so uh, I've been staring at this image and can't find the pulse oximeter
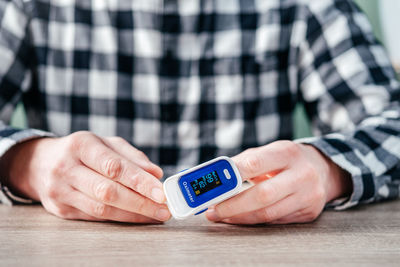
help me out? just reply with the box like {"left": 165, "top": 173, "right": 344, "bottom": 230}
{"left": 163, "top": 156, "right": 242, "bottom": 219}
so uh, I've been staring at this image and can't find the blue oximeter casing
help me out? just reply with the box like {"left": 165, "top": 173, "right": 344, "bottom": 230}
{"left": 163, "top": 156, "right": 242, "bottom": 219}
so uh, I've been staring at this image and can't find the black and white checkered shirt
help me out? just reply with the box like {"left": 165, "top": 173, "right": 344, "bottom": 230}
{"left": 0, "top": 0, "right": 399, "bottom": 209}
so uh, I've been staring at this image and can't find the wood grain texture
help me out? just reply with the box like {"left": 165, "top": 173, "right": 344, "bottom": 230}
{"left": 1, "top": 201, "right": 400, "bottom": 266}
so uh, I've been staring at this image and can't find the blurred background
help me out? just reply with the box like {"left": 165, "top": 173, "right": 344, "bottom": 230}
{"left": 10, "top": 0, "right": 400, "bottom": 138}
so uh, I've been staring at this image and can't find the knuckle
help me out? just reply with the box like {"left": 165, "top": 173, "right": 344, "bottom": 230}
{"left": 302, "top": 162, "right": 318, "bottom": 178}
{"left": 49, "top": 165, "right": 61, "bottom": 179}
{"left": 255, "top": 184, "right": 274, "bottom": 205}
{"left": 47, "top": 186, "right": 58, "bottom": 200}
{"left": 296, "top": 208, "right": 308, "bottom": 217}
{"left": 262, "top": 207, "right": 278, "bottom": 222}
{"left": 50, "top": 159, "right": 69, "bottom": 178}
{"left": 129, "top": 172, "right": 146, "bottom": 192}
{"left": 53, "top": 205, "right": 69, "bottom": 219}
{"left": 103, "top": 157, "right": 123, "bottom": 180}
{"left": 243, "top": 154, "right": 263, "bottom": 173}
{"left": 44, "top": 181, "right": 59, "bottom": 200}
{"left": 66, "top": 131, "right": 91, "bottom": 151}
{"left": 92, "top": 203, "right": 107, "bottom": 218}
{"left": 110, "top": 136, "right": 127, "bottom": 145}
{"left": 70, "top": 130, "right": 91, "bottom": 140}
{"left": 58, "top": 210, "right": 69, "bottom": 219}
{"left": 134, "top": 197, "right": 148, "bottom": 214}
{"left": 280, "top": 141, "right": 301, "bottom": 158}
{"left": 94, "top": 182, "right": 116, "bottom": 203}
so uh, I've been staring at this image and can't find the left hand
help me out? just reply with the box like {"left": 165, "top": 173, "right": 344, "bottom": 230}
{"left": 205, "top": 141, "right": 352, "bottom": 224}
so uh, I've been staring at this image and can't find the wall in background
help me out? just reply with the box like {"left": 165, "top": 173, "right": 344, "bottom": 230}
{"left": 10, "top": 104, "right": 26, "bottom": 128}
{"left": 379, "top": 0, "right": 400, "bottom": 71}
{"left": 354, "top": 0, "right": 382, "bottom": 40}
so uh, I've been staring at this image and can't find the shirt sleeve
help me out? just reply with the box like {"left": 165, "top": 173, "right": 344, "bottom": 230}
{"left": 0, "top": 0, "right": 53, "bottom": 205}
{"left": 295, "top": 0, "right": 400, "bottom": 210}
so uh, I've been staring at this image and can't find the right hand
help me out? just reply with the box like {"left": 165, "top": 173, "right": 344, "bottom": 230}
{"left": 0, "top": 131, "right": 171, "bottom": 223}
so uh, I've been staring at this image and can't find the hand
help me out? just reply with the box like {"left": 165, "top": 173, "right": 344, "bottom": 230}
{"left": 205, "top": 141, "right": 352, "bottom": 224}
{"left": 0, "top": 131, "right": 171, "bottom": 223}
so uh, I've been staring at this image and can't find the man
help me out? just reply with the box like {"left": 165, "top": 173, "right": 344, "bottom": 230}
{"left": 0, "top": 0, "right": 399, "bottom": 224}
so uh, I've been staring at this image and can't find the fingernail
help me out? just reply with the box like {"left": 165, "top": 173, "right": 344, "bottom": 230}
{"left": 206, "top": 208, "right": 220, "bottom": 221}
{"left": 151, "top": 187, "right": 165, "bottom": 203}
{"left": 156, "top": 208, "right": 170, "bottom": 221}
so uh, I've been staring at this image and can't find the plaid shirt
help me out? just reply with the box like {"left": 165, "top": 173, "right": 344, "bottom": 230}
{"left": 0, "top": 0, "right": 399, "bottom": 209}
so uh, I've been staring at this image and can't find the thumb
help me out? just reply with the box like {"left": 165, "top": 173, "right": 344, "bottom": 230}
{"left": 231, "top": 143, "right": 291, "bottom": 181}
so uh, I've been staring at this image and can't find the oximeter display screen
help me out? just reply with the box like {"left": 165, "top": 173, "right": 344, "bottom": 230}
{"left": 178, "top": 158, "right": 239, "bottom": 208}
{"left": 190, "top": 171, "right": 222, "bottom": 196}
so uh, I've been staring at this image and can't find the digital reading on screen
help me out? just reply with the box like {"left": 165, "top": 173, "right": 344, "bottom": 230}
{"left": 190, "top": 171, "right": 222, "bottom": 196}
{"left": 163, "top": 156, "right": 242, "bottom": 219}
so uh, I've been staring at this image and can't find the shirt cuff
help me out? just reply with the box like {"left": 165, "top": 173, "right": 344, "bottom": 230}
{"left": 294, "top": 134, "right": 363, "bottom": 210}
{"left": 0, "top": 128, "right": 55, "bottom": 205}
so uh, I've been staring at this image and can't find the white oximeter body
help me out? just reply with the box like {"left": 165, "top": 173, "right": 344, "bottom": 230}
{"left": 163, "top": 156, "right": 242, "bottom": 220}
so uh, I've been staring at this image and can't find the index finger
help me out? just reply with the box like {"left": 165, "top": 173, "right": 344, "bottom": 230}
{"left": 103, "top": 137, "right": 163, "bottom": 179}
{"left": 77, "top": 136, "right": 166, "bottom": 204}
{"left": 232, "top": 141, "right": 298, "bottom": 180}
{"left": 208, "top": 169, "right": 296, "bottom": 220}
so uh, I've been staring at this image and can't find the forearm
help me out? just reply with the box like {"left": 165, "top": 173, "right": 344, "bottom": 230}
{"left": 0, "top": 137, "right": 45, "bottom": 201}
{"left": 296, "top": 1, "right": 400, "bottom": 209}
{"left": 0, "top": 126, "right": 54, "bottom": 205}
{"left": 297, "top": 102, "right": 400, "bottom": 209}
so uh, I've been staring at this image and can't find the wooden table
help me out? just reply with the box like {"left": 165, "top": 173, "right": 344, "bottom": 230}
{"left": 1, "top": 201, "right": 400, "bottom": 266}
